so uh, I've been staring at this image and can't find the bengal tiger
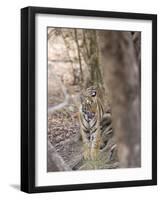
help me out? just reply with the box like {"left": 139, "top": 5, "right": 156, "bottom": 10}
{"left": 79, "top": 86, "right": 113, "bottom": 161}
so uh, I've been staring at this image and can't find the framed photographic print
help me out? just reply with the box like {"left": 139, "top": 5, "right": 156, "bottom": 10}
{"left": 21, "top": 6, "right": 157, "bottom": 193}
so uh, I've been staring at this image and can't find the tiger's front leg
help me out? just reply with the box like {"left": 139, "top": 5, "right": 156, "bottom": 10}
{"left": 82, "top": 133, "right": 90, "bottom": 160}
{"left": 83, "top": 143, "right": 91, "bottom": 160}
{"left": 80, "top": 124, "right": 91, "bottom": 160}
{"left": 78, "top": 111, "right": 91, "bottom": 160}
{"left": 91, "top": 138, "right": 101, "bottom": 160}
{"left": 91, "top": 124, "right": 101, "bottom": 161}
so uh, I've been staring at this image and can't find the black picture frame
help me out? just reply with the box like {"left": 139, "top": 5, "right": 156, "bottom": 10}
{"left": 21, "top": 6, "right": 157, "bottom": 193}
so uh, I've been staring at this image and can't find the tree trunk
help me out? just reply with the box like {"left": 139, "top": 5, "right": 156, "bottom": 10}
{"left": 82, "top": 30, "right": 103, "bottom": 88}
{"left": 74, "top": 29, "right": 84, "bottom": 83}
{"left": 98, "top": 31, "right": 141, "bottom": 168}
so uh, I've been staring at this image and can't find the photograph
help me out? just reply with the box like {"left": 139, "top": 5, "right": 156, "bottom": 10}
{"left": 47, "top": 27, "right": 141, "bottom": 172}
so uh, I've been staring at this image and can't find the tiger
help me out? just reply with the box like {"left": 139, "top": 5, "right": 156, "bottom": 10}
{"left": 79, "top": 86, "right": 113, "bottom": 161}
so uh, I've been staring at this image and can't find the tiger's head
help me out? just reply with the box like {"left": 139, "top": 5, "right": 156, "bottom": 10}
{"left": 80, "top": 86, "right": 98, "bottom": 122}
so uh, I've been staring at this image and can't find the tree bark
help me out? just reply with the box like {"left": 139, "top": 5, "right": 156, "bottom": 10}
{"left": 82, "top": 30, "right": 103, "bottom": 87}
{"left": 74, "top": 29, "right": 84, "bottom": 83}
{"left": 98, "top": 31, "right": 141, "bottom": 168}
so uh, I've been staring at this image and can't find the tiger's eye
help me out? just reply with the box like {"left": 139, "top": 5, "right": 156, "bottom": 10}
{"left": 91, "top": 91, "right": 96, "bottom": 97}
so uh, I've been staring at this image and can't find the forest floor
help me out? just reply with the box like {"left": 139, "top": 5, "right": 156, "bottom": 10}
{"left": 48, "top": 85, "right": 84, "bottom": 170}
